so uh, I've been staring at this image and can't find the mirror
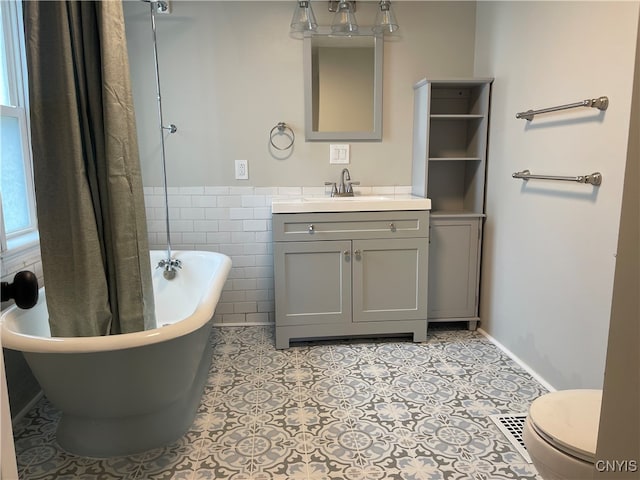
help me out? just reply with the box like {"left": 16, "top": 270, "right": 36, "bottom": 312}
{"left": 304, "top": 33, "right": 383, "bottom": 141}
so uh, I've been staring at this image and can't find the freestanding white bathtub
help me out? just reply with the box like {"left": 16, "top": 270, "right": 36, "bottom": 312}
{"left": 0, "top": 250, "right": 231, "bottom": 457}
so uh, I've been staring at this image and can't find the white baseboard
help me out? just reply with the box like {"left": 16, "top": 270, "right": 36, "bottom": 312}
{"left": 478, "top": 328, "right": 556, "bottom": 393}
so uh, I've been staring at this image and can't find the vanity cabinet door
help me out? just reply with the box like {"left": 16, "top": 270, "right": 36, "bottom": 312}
{"left": 352, "top": 238, "right": 428, "bottom": 323}
{"left": 274, "top": 240, "right": 351, "bottom": 328}
{"left": 427, "top": 217, "right": 481, "bottom": 320}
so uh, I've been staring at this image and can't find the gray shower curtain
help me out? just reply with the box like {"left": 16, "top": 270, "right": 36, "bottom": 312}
{"left": 23, "top": 1, "right": 156, "bottom": 336}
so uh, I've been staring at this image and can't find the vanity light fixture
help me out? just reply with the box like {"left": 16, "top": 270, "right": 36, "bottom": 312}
{"left": 372, "top": 0, "right": 399, "bottom": 34}
{"left": 290, "top": 0, "right": 399, "bottom": 37}
{"left": 290, "top": 0, "right": 318, "bottom": 37}
{"left": 328, "top": 1, "right": 355, "bottom": 13}
{"left": 331, "top": 0, "right": 358, "bottom": 34}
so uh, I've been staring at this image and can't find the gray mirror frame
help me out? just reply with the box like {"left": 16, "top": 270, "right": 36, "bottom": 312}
{"left": 303, "top": 33, "right": 383, "bottom": 141}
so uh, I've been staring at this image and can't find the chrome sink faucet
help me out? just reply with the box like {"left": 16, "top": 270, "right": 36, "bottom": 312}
{"left": 325, "top": 168, "right": 360, "bottom": 197}
{"left": 339, "top": 168, "right": 351, "bottom": 195}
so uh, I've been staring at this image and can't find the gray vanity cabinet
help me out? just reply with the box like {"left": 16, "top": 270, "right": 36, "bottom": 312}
{"left": 273, "top": 211, "right": 429, "bottom": 349}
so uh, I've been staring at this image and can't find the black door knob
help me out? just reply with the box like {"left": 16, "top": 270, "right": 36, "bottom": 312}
{"left": 1, "top": 270, "right": 39, "bottom": 309}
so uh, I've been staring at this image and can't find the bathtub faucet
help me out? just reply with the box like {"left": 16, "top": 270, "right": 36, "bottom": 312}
{"left": 157, "top": 258, "right": 182, "bottom": 280}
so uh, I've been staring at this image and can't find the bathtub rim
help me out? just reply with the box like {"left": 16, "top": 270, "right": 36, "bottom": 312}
{"left": 0, "top": 250, "right": 231, "bottom": 354}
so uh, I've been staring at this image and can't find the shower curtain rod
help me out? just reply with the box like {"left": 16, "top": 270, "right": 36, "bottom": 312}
{"left": 148, "top": 0, "right": 181, "bottom": 279}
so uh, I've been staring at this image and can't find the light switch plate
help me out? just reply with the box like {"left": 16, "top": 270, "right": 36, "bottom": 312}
{"left": 329, "top": 144, "right": 350, "bottom": 164}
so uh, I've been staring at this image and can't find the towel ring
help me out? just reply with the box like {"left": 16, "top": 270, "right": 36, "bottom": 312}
{"left": 269, "top": 122, "right": 295, "bottom": 150}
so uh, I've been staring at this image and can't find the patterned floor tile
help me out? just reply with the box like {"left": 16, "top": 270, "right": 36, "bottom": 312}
{"left": 12, "top": 325, "right": 545, "bottom": 479}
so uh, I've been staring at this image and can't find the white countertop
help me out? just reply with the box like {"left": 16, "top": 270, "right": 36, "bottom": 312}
{"left": 271, "top": 194, "right": 431, "bottom": 214}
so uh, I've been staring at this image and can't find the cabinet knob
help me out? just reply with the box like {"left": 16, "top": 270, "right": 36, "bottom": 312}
{"left": 308, "top": 224, "right": 314, "bottom": 233}
{"left": 343, "top": 250, "right": 350, "bottom": 257}
{"left": 354, "top": 249, "right": 361, "bottom": 256}
{"left": 389, "top": 223, "right": 396, "bottom": 231}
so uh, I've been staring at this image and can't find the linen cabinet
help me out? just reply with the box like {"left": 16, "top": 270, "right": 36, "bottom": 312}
{"left": 411, "top": 78, "right": 493, "bottom": 330}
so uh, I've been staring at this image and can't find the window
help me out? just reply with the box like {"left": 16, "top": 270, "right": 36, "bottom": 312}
{"left": 0, "top": 0, "right": 38, "bottom": 256}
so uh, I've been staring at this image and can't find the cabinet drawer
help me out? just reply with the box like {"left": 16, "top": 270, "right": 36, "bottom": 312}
{"left": 273, "top": 210, "right": 430, "bottom": 242}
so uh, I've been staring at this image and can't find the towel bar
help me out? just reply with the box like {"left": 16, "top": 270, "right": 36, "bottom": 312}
{"left": 516, "top": 96, "right": 608, "bottom": 121}
{"left": 512, "top": 170, "right": 602, "bottom": 186}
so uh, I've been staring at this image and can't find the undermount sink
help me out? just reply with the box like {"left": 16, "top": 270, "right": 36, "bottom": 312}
{"left": 302, "top": 195, "right": 391, "bottom": 202}
{"left": 271, "top": 194, "right": 431, "bottom": 213}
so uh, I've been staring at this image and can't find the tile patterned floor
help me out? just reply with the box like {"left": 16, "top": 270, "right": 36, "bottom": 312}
{"left": 13, "top": 326, "right": 546, "bottom": 479}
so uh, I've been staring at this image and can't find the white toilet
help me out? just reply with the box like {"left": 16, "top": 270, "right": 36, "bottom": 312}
{"left": 523, "top": 389, "right": 602, "bottom": 480}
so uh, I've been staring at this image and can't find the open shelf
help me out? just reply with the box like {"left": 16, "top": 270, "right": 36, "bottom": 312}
{"left": 429, "top": 157, "right": 482, "bottom": 161}
{"left": 430, "top": 83, "right": 489, "bottom": 115}
{"left": 412, "top": 78, "right": 491, "bottom": 214}
{"left": 430, "top": 114, "right": 485, "bottom": 119}
{"left": 429, "top": 112, "right": 486, "bottom": 161}
{"left": 426, "top": 159, "right": 485, "bottom": 214}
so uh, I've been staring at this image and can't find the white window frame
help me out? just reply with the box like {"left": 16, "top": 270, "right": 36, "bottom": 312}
{"left": 0, "top": 0, "right": 39, "bottom": 260}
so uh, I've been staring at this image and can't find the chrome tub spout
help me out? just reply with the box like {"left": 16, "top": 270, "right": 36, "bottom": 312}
{"left": 157, "top": 258, "right": 182, "bottom": 280}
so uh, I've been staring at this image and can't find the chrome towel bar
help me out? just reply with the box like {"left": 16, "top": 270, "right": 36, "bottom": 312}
{"left": 516, "top": 96, "right": 608, "bottom": 121}
{"left": 512, "top": 170, "right": 602, "bottom": 186}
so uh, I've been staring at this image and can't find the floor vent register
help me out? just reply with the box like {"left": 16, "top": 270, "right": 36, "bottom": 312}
{"left": 490, "top": 413, "right": 532, "bottom": 463}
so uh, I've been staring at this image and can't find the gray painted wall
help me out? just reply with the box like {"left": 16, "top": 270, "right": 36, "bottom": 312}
{"left": 474, "top": 1, "right": 639, "bottom": 390}
{"left": 122, "top": 1, "right": 478, "bottom": 187}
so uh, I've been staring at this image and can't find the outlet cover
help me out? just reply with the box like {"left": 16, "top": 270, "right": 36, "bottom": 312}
{"left": 330, "top": 144, "right": 350, "bottom": 164}
{"left": 235, "top": 160, "right": 248, "bottom": 180}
